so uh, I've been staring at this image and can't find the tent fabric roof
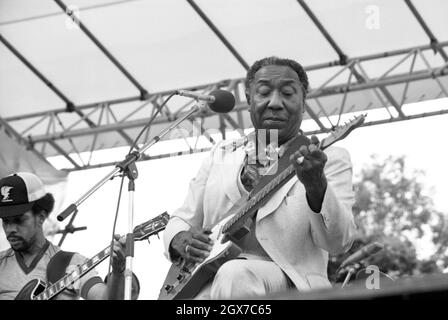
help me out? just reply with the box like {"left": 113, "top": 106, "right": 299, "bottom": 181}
{"left": 1, "top": 0, "right": 448, "bottom": 171}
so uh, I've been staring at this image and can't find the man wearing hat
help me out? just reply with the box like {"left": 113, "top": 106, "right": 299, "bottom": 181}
{"left": 0, "top": 172, "right": 131, "bottom": 300}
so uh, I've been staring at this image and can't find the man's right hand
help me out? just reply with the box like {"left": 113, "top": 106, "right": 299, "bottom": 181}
{"left": 170, "top": 227, "right": 213, "bottom": 264}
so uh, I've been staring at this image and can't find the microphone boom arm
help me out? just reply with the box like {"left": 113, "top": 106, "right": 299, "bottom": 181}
{"left": 56, "top": 103, "right": 205, "bottom": 222}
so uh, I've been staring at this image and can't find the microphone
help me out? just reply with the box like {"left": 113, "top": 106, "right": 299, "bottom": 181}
{"left": 176, "top": 89, "right": 235, "bottom": 113}
{"left": 339, "top": 242, "right": 384, "bottom": 269}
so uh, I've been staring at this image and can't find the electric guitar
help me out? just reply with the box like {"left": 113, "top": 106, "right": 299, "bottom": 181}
{"left": 15, "top": 212, "right": 170, "bottom": 300}
{"left": 159, "top": 115, "right": 366, "bottom": 300}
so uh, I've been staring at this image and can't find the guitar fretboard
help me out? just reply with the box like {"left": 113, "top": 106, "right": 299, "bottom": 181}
{"left": 34, "top": 246, "right": 111, "bottom": 300}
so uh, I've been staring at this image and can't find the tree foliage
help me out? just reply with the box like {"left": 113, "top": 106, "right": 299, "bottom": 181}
{"left": 328, "top": 155, "right": 448, "bottom": 283}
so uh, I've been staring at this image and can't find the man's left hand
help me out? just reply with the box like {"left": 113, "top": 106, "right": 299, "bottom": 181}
{"left": 290, "top": 135, "right": 327, "bottom": 212}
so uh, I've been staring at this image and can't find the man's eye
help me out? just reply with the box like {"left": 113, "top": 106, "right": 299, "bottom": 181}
{"left": 257, "top": 86, "right": 270, "bottom": 95}
{"left": 282, "top": 87, "right": 295, "bottom": 95}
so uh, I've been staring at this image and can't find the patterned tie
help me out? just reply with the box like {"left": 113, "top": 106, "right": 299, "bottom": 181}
{"left": 240, "top": 133, "right": 296, "bottom": 192}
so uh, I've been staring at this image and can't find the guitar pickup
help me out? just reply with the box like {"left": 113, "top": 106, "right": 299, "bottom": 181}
{"left": 164, "top": 284, "right": 175, "bottom": 293}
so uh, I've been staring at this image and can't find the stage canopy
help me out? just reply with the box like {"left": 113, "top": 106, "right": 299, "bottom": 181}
{"left": 1, "top": 0, "right": 447, "bottom": 172}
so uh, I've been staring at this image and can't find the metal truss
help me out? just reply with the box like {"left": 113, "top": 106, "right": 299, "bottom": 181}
{"left": 1, "top": 0, "right": 448, "bottom": 171}
{"left": 3, "top": 41, "right": 447, "bottom": 171}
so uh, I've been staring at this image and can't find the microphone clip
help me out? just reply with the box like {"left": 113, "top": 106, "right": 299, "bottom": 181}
{"left": 193, "top": 100, "right": 210, "bottom": 116}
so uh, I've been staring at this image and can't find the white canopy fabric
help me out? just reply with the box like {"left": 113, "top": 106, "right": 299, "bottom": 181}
{"left": 1, "top": 0, "right": 448, "bottom": 171}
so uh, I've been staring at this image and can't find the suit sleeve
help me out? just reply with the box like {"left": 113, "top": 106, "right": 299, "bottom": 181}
{"left": 306, "top": 147, "right": 357, "bottom": 254}
{"left": 162, "top": 142, "right": 221, "bottom": 262}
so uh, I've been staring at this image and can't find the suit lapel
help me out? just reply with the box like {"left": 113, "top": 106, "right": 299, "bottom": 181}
{"left": 257, "top": 175, "right": 298, "bottom": 221}
{"left": 218, "top": 147, "right": 246, "bottom": 204}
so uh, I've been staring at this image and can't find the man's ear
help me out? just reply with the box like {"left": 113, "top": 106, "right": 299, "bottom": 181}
{"left": 245, "top": 90, "right": 251, "bottom": 105}
{"left": 37, "top": 211, "right": 46, "bottom": 225}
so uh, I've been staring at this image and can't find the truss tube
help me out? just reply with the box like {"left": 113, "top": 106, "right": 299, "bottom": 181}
{"left": 303, "top": 41, "right": 448, "bottom": 72}
{"left": 417, "top": 50, "right": 448, "bottom": 96}
{"left": 353, "top": 63, "right": 404, "bottom": 118}
{"left": 295, "top": 0, "right": 405, "bottom": 120}
{"left": 303, "top": 108, "right": 448, "bottom": 137}
{"left": 347, "top": 41, "right": 448, "bottom": 64}
{"left": 5, "top": 42, "right": 448, "bottom": 123}
{"left": 27, "top": 63, "right": 448, "bottom": 143}
{"left": 61, "top": 107, "right": 448, "bottom": 172}
{"left": 186, "top": 0, "right": 249, "bottom": 70}
{"left": 404, "top": 0, "right": 448, "bottom": 61}
{"left": 0, "top": 32, "right": 133, "bottom": 139}
{"left": 53, "top": 0, "right": 148, "bottom": 96}
{"left": 0, "top": 33, "right": 73, "bottom": 106}
{"left": 62, "top": 147, "right": 213, "bottom": 172}
{"left": 28, "top": 104, "right": 244, "bottom": 142}
{"left": 304, "top": 104, "right": 327, "bottom": 131}
{"left": 0, "top": 116, "right": 53, "bottom": 166}
{"left": 5, "top": 95, "right": 143, "bottom": 121}
{"left": 308, "top": 66, "right": 448, "bottom": 98}
{"left": 297, "top": 0, "right": 346, "bottom": 63}
{"left": 47, "top": 140, "right": 81, "bottom": 169}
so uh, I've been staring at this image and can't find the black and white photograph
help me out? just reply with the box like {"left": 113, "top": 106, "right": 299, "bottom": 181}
{"left": 0, "top": 0, "right": 447, "bottom": 305}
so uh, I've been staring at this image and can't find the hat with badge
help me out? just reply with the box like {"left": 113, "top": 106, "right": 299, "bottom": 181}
{"left": 0, "top": 172, "right": 46, "bottom": 218}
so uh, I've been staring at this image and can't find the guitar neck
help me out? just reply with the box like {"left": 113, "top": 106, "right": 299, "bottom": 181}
{"left": 34, "top": 246, "right": 111, "bottom": 300}
{"left": 32, "top": 212, "right": 169, "bottom": 300}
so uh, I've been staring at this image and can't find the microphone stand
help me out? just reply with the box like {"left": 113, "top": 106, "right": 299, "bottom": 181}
{"left": 56, "top": 101, "right": 207, "bottom": 300}
{"left": 56, "top": 209, "right": 87, "bottom": 247}
{"left": 123, "top": 161, "right": 137, "bottom": 300}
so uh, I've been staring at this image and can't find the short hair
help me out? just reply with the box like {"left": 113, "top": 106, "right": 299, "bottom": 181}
{"left": 31, "top": 193, "right": 55, "bottom": 218}
{"left": 245, "top": 56, "right": 309, "bottom": 97}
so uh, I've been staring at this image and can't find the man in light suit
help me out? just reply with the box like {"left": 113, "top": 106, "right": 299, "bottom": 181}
{"left": 163, "top": 56, "right": 357, "bottom": 299}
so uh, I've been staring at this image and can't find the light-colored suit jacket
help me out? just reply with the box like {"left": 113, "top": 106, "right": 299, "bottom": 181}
{"left": 163, "top": 139, "right": 357, "bottom": 291}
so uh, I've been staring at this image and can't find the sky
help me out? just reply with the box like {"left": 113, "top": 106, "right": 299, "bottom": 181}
{"left": 1, "top": 98, "right": 448, "bottom": 299}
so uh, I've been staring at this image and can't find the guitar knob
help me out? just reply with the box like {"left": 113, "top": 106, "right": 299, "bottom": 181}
{"left": 164, "top": 284, "right": 174, "bottom": 293}
{"left": 177, "top": 274, "right": 184, "bottom": 281}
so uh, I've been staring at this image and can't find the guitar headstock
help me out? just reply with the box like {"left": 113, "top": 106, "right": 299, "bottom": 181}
{"left": 320, "top": 114, "right": 366, "bottom": 150}
{"left": 133, "top": 212, "right": 170, "bottom": 241}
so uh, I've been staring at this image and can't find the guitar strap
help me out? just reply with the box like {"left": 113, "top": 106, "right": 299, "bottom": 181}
{"left": 46, "top": 250, "right": 75, "bottom": 284}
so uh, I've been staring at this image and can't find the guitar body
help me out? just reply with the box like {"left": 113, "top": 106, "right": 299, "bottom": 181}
{"left": 15, "top": 279, "right": 46, "bottom": 300}
{"left": 159, "top": 214, "right": 242, "bottom": 300}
